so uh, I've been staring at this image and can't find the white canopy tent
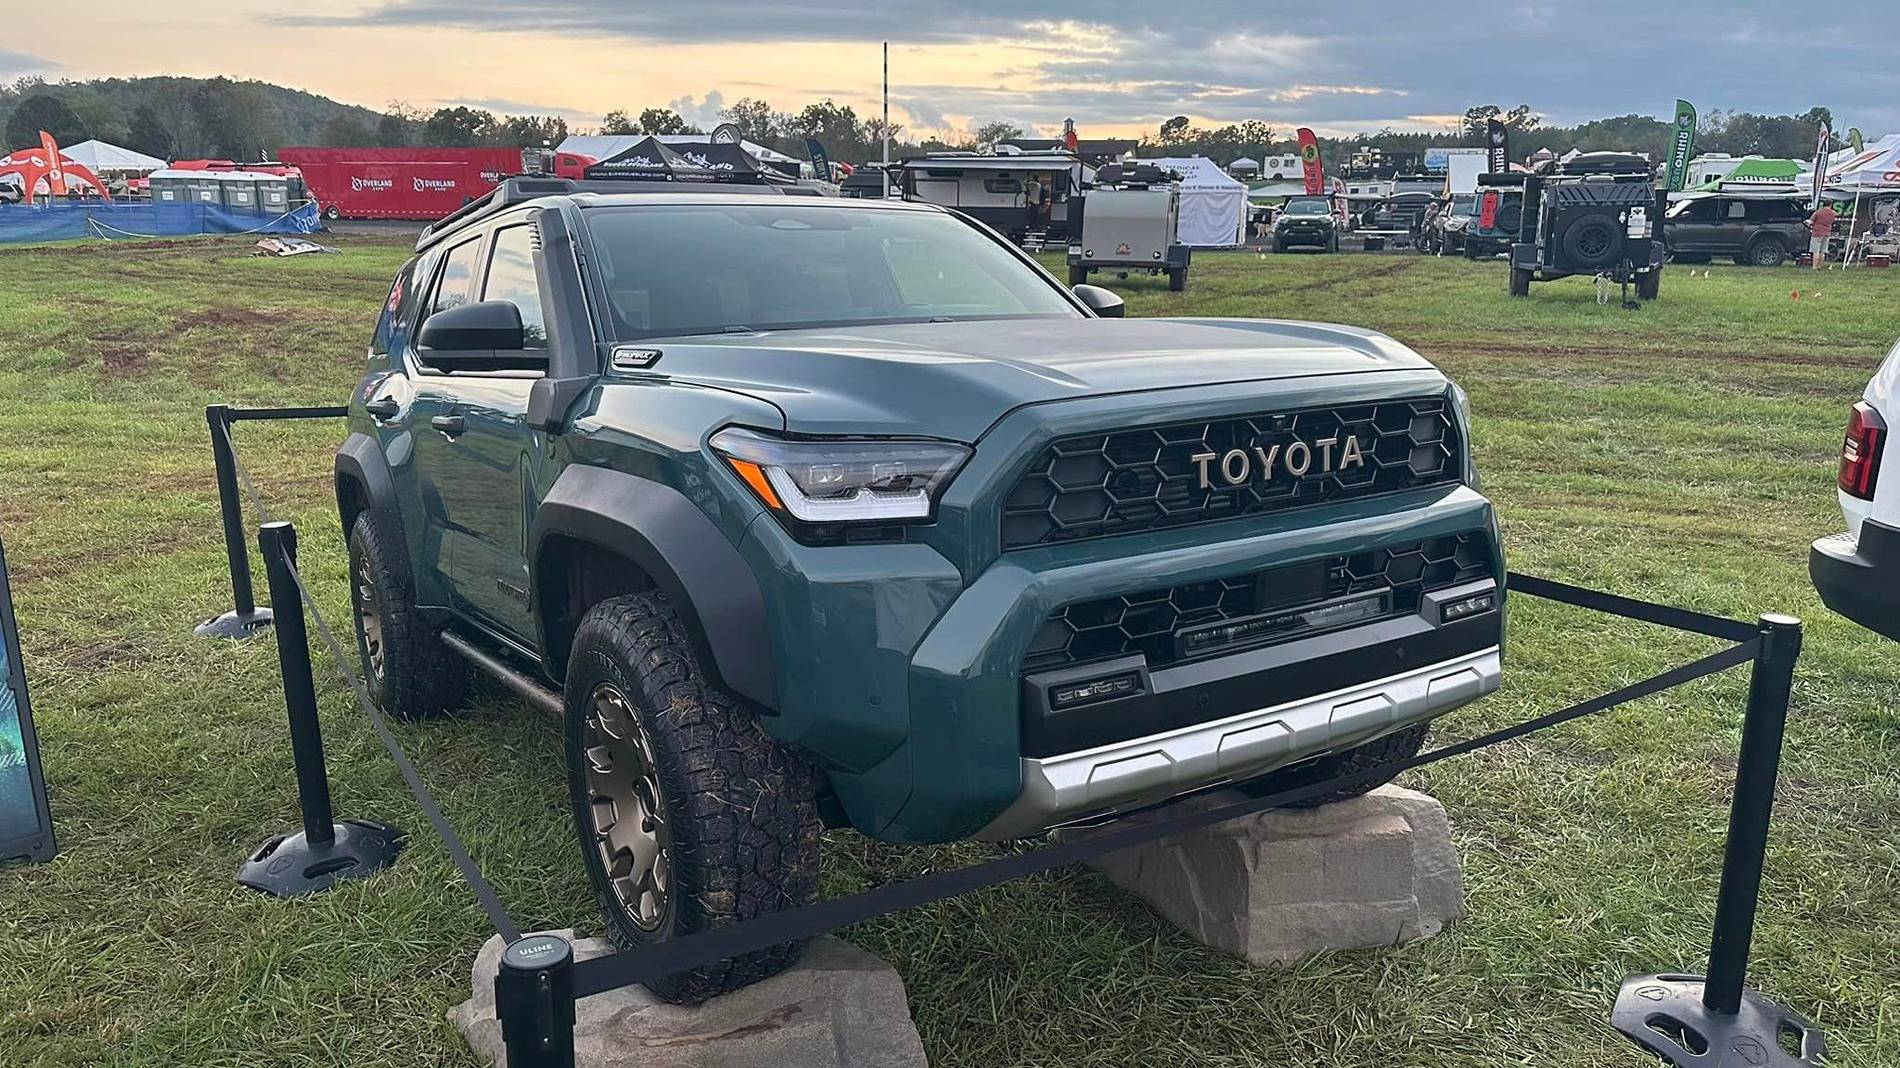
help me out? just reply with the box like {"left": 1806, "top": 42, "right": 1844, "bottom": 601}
{"left": 59, "top": 139, "right": 166, "bottom": 174}
{"left": 1145, "top": 156, "right": 1247, "bottom": 247}
{"left": 1826, "top": 134, "right": 1900, "bottom": 193}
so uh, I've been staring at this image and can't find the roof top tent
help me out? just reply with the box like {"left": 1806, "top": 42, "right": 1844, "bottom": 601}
{"left": 839, "top": 165, "right": 894, "bottom": 199}
{"left": 1142, "top": 156, "right": 1248, "bottom": 247}
{"left": 897, "top": 151, "right": 1093, "bottom": 243}
{"left": 1000, "top": 136, "right": 1139, "bottom": 167}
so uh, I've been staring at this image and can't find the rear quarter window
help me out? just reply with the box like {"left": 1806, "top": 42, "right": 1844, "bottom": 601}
{"left": 370, "top": 261, "right": 420, "bottom": 356}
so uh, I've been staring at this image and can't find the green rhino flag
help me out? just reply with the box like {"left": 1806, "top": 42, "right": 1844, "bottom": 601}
{"left": 1665, "top": 99, "right": 1697, "bottom": 192}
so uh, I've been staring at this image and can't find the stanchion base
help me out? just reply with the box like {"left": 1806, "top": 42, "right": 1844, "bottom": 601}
{"left": 195, "top": 606, "right": 273, "bottom": 639}
{"left": 236, "top": 818, "right": 404, "bottom": 898}
{"left": 1612, "top": 974, "right": 1825, "bottom": 1067}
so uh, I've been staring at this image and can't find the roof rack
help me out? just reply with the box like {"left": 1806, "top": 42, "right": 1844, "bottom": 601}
{"left": 414, "top": 175, "right": 788, "bottom": 251}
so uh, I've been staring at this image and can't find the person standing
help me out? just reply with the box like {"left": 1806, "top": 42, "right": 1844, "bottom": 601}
{"left": 1809, "top": 202, "right": 1838, "bottom": 269}
{"left": 1023, "top": 174, "right": 1044, "bottom": 234}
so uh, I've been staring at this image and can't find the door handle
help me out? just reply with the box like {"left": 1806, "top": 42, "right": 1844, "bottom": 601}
{"left": 364, "top": 397, "right": 400, "bottom": 420}
{"left": 430, "top": 414, "right": 466, "bottom": 439}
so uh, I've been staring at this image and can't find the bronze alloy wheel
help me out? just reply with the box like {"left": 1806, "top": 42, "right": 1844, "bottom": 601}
{"left": 582, "top": 683, "right": 672, "bottom": 932}
{"left": 353, "top": 551, "right": 386, "bottom": 683}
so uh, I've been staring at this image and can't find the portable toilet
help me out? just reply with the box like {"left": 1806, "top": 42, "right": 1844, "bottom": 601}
{"left": 147, "top": 170, "right": 190, "bottom": 205}
{"left": 186, "top": 174, "right": 223, "bottom": 206}
{"left": 218, "top": 172, "right": 261, "bottom": 214}
{"left": 255, "top": 174, "right": 292, "bottom": 216}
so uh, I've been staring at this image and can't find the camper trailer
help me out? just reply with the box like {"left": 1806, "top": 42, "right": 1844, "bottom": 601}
{"left": 896, "top": 150, "right": 1092, "bottom": 243}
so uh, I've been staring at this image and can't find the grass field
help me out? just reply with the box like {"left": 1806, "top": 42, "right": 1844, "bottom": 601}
{"left": 3, "top": 235, "right": 1899, "bottom": 1066}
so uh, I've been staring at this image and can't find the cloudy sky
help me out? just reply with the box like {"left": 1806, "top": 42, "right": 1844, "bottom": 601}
{"left": 9, "top": 2, "right": 1897, "bottom": 139}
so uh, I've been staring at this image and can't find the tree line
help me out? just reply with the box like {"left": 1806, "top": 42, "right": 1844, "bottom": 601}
{"left": 0, "top": 74, "right": 1857, "bottom": 173}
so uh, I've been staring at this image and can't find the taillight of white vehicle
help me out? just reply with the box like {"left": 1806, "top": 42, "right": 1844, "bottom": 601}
{"left": 1839, "top": 401, "right": 1886, "bottom": 500}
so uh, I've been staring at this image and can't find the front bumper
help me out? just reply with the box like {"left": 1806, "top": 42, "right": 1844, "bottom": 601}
{"left": 1276, "top": 227, "right": 1333, "bottom": 246}
{"left": 978, "top": 643, "right": 1498, "bottom": 839}
{"left": 1811, "top": 519, "right": 1900, "bottom": 640}
{"left": 741, "top": 479, "right": 1503, "bottom": 844}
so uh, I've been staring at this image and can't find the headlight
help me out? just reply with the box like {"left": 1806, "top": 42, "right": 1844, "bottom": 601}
{"left": 710, "top": 427, "right": 971, "bottom": 525}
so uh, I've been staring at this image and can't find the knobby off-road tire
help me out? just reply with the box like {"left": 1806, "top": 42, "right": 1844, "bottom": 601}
{"left": 1560, "top": 214, "right": 1622, "bottom": 269}
{"left": 564, "top": 591, "right": 821, "bottom": 1004}
{"left": 1236, "top": 722, "right": 1431, "bottom": 808}
{"left": 346, "top": 513, "right": 468, "bottom": 719}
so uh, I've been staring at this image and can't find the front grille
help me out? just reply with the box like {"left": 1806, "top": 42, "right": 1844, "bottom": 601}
{"left": 1001, "top": 397, "right": 1462, "bottom": 549}
{"left": 1022, "top": 533, "right": 1490, "bottom": 672}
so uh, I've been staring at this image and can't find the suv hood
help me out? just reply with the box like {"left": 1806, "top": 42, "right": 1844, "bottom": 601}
{"left": 645, "top": 317, "right": 1439, "bottom": 441}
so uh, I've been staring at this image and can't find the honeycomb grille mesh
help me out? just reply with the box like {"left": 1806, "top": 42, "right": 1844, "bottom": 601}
{"left": 1001, "top": 398, "right": 1461, "bottom": 549}
{"left": 1022, "top": 533, "right": 1491, "bottom": 672}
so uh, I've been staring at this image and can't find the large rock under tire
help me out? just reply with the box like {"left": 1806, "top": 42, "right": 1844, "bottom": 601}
{"left": 564, "top": 591, "right": 822, "bottom": 1004}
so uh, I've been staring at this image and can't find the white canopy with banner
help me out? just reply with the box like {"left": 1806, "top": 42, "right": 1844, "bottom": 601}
{"left": 1826, "top": 134, "right": 1900, "bottom": 194}
{"left": 1145, "top": 155, "right": 1247, "bottom": 247}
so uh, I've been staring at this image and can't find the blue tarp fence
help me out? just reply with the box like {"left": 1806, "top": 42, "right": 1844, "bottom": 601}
{"left": 0, "top": 201, "right": 322, "bottom": 244}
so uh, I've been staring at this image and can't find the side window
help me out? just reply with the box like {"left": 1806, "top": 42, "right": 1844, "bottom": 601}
{"left": 481, "top": 225, "right": 549, "bottom": 349}
{"left": 370, "top": 261, "right": 418, "bottom": 356}
{"left": 1726, "top": 201, "right": 1747, "bottom": 219}
{"left": 430, "top": 238, "right": 483, "bottom": 316}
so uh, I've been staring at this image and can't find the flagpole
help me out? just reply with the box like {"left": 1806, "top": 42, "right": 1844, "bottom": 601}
{"left": 881, "top": 42, "right": 891, "bottom": 199}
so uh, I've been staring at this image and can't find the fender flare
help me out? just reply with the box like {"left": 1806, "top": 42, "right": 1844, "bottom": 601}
{"left": 334, "top": 432, "right": 415, "bottom": 589}
{"left": 529, "top": 465, "right": 777, "bottom": 709}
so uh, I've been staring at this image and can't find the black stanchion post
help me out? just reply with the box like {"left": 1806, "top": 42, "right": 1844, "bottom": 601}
{"left": 496, "top": 934, "right": 577, "bottom": 1068}
{"left": 195, "top": 405, "right": 273, "bottom": 638}
{"left": 1612, "top": 614, "right": 1824, "bottom": 1066}
{"left": 237, "top": 520, "right": 405, "bottom": 898}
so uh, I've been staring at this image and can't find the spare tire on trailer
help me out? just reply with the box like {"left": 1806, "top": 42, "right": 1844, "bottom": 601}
{"left": 1559, "top": 213, "right": 1622, "bottom": 269}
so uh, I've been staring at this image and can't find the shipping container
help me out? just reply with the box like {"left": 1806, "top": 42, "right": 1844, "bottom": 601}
{"left": 279, "top": 147, "right": 524, "bottom": 220}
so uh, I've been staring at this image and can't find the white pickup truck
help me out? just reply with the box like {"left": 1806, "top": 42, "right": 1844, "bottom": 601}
{"left": 1811, "top": 338, "right": 1900, "bottom": 639}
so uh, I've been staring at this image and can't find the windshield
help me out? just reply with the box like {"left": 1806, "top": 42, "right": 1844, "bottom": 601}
{"left": 1283, "top": 199, "right": 1330, "bottom": 216}
{"left": 1451, "top": 195, "right": 1477, "bottom": 214}
{"left": 585, "top": 203, "right": 1081, "bottom": 339}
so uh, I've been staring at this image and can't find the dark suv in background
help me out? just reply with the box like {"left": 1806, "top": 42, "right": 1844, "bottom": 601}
{"left": 1665, "top": 193, "right": 1808, "bottom": 267}
{"left": 1271, "top": 195, "right": 1340, "bottom": 252}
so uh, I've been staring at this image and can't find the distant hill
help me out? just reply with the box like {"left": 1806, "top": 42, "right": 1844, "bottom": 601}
{"left": 0, "top": 74, "right": 393, "bottom": 160}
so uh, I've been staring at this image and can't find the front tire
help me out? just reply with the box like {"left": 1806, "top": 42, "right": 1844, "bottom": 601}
{"left": 565, "top": 592, "right": 821, "bottom": 1004}
{"left": 346, "top": 513, "right": 467, "bottom": 719}
{"left": 1236, "top": 723, "right": 1431, "bottom": 808}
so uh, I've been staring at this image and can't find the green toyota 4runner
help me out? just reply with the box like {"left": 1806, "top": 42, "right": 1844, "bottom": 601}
{"left": 335, "top": 177, "right": 1506, "bottom": 1001}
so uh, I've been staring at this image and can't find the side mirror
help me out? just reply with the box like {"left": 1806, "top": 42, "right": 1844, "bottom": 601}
{"left": 1073, "top": 284, "right": 1125, "bottom": 318}
{"left": 417, "top": 300, "right": 545, "bottom": 371}
{"left": 419, "top": 299, "right": 525, "bottom": 352}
